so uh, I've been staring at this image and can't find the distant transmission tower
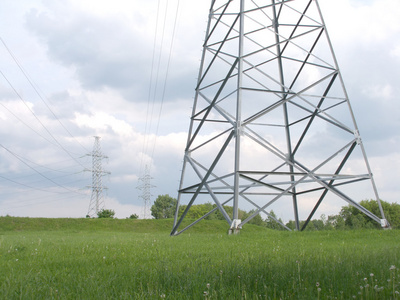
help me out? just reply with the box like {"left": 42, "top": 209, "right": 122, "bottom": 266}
{"left": 87, "top": 136, "right": 110, "bottom": 217}
{"left": 172, "top": 0, "right": 388, "bottom": 235}
{"left": 137, "top": 165, "right": 154, "bottom": 219}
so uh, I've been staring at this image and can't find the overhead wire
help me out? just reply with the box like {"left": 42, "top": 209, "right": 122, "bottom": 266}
{"left": 0, "top": 72, "right": 59, "bottom": 146}
{"left": 150, "top": 0, "right": 181, "bottom": 161}
{"left": 0, "top": 37, "right": 89, "bottom": 155}
{"left": 139, "top": 0, "right": 162, "bottom": 176}
{"left": 146, "top": 0, "right": 170, "bottom": 168}
{"left": 139, "top": 0, "right": 182, "bottom": 175}
{"left": 0, "top": 37, "right": 88, "bottom": 171}
{"left": 1, "top": 190, "right": 89, "bottom": 210}
{"left": 0, "top": 144, "right": 85, "bottom": 195}
{"left": 0, "top": 70, "right": 88, "bottom": 169}
{"left": 0, "top": 174, "right": 64, "bottom": 194}
{"left": 0, "top": 2, "right": 182, "bottom": 215}
{"left": 1, "top": 155, "right": 85, "bottom": 174}
{"left": 0, "top": 37, "right": 91, "bottom": 214}
{"left": 3, "top": 169, "right": 86, "bottom": 189}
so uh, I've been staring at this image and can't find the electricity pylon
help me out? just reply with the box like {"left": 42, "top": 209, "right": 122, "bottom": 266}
{"left": 172, "top": 0, "right": 388, "bottom": 235}
{"left": 137, "top": 165, "right": 155, "bottom": 219}
{"left": 86, "top": 136, "right": 110, "bottom": 217}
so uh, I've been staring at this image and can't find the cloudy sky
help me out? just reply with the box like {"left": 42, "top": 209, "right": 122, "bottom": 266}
{"left": 0, "top": 0, "right": 398, "bottom": 220}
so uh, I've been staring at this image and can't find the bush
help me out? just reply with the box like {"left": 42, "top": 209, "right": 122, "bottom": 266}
{"left": 97, "top": 209, "right": 115, "bottom": 218}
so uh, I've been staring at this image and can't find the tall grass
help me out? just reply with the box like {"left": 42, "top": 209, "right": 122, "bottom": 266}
{"left": 0, "top": 217, "right": 399, "bottom": 299}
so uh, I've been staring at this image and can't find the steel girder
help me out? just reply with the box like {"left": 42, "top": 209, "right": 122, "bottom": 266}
{"left": 171, "top": 0, "right": 388, "bottom": 235}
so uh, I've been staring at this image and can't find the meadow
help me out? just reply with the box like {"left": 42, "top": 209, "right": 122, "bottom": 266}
{"left": 0, "top": 217, "right": 399, "bottom": 299}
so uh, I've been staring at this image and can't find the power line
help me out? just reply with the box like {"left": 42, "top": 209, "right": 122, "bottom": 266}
{"left": 0, "top": 144, "right": 84, "bottom": 195}
{"left": 0, "top": 36, "right": 89, "bottom": 154}
{"left": 151, "top": 0, "right": 181, "bottom": 160}
{"left": 0, "top": 90, "right": 57, "bottom": 146}
{"left": 140, "top": 0, "right": 162, "bottom": 175}
{"left": 137, "top": 0, "right": 181, "bottom": 215}
{"left": 0, "top": 191, "right": 88, "bottom": 210}
{"left": 0, "top": 69, "right": 87, "bottom": 169}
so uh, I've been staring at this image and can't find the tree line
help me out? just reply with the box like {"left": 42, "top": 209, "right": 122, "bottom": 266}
{"left": 151, "top": 194, "right": 400, "bottom": 230}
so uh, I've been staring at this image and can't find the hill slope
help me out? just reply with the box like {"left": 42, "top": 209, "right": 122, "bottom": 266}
{"left": 0, "top": 216, "right": 268, "bottom": 233}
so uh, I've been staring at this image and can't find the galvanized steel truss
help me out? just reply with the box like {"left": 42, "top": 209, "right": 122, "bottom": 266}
{"left": 87, "top": 136, "right": 109, "bottom": 218}
{"left": 171, "top": 0, "right": 388, "bottom": 235}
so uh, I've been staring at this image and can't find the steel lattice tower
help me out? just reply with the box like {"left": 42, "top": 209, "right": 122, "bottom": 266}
{"left": 87, "top": 136, "right": 110, "bottom": 217}
{"left": 137, "top": 165, "right": 154, "bottom": 219}
{"left": 172, "top": 0, "right": 388, "bottom": 235}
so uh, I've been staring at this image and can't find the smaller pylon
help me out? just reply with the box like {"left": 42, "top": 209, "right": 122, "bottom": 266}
{"left": 86, "top": 136, "right": 110, "bottom": 217}
{"left": 137, "top": 165, "right": 155, "bottom": 219}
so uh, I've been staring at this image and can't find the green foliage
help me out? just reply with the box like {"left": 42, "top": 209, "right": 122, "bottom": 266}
{"left": 178, "top": 202, "right": 216, "bottom": 220}
{"left": 97, "top": 209, "right": 115, "bottom": 219}
{"left": 128, "top": 214, "right": 139, "bottom": 219}
{"left": 264, "top": 210, "right": 285, "bottom": 230}
{"left": 281, "top": 199, "right": 399, "bottom": 231}
{"left": 336, "top": 199, "right": 400, "bottom": 229}
{"left": 242, "top": 209, "right": 264, "bottom": 226}
{"left": 383, "top": 201, "right": 400, "bottom": 228}
{"left": 151, "top": 196, "right": 397, "bottom": 231}
{"left": 178, "top": 203, "right": 264, "bottom": 226}
{"left": 175, "top": 198, "right": 398, "bottom": 231}
{"left": 0, "top": 222, "right": 399, "bottom": 299}
{"left": 151, "top": 194, "right": 177, "bottom": 219}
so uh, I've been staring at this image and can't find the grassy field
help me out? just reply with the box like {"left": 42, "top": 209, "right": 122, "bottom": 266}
{"left": 0, "top": 217, "right": 399, "bottom": 299}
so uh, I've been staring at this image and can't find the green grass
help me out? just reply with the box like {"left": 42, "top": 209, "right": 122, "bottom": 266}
{"left": 0, "top": 216, "right": 263, "bottom": 233}
{"left": 0, "top": 217, "right": 399, "bottom": 299}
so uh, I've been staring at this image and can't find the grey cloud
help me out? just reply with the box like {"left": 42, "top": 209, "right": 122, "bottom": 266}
{"left": 24, "top": 2, "right": 202, "bottom": 105}
{"left": 25, "top": 4, "right": 152, "bottom": 101}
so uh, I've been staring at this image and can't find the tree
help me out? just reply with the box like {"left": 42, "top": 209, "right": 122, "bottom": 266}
{"left": 265, "top": 210, "right": 284, "bottom": 230}
{"left": 339, "top": 199, "right": 400, "bottom": 229}
{"left": 97, "top": 209, "right": 115, "bottom": 218}
{"left": 326, "top": 214, "right": 345, "bottom": 230}
{"left": 128, "top": 214, "right": 139, "bottom": 219}
{"left": 241, "top": 209, "right": 264, "bottom": 226}
{"left": 178, "top": 202, "right": 217, "bottom": 220}
{"left": 281, "top": 199, "right": 398, "bottom": 231}
{"left": 151, "top": 194, "right": 177, "bottom": 219}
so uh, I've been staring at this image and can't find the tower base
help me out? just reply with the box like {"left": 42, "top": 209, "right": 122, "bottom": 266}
{"left": 381, "top": 219, "right": 390, "bottom": 229}
{"left": 228, "top": 219, "right": 242, "bottom": 235}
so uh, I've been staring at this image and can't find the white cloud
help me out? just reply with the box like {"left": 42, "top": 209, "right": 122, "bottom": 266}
{"left": 390, "top": 45, "right": 400, "bottom": 60}
{"left": 320, "top": 0, "right": 400, "bottom": 45}
{"left": 0, "top": 0, "right": 398, "bottom": 222}
{"left": 75, "top": 112, "right": 133, "bottom": 136}
{"left": 362, "top": 83, "right": 394, "bottom": 101}
{"left": 0, "top": 190, "right": 143, "bottom": 219}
